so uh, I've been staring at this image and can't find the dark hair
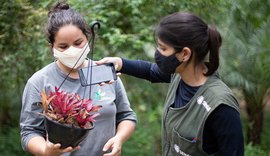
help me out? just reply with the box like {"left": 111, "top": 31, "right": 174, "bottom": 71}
{"left": 155, "top": 12, "right": 222, "bottom": 76}
{"left": 45, "top": 1, "right": 90, "bottom": 44}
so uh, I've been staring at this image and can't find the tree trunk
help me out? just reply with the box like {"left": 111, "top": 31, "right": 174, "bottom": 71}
{"left": 245, "top": 104, "right": 264, "bottom": 145}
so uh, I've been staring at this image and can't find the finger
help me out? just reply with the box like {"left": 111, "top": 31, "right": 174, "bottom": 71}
{"left": 110, "top": 145, "right": 121, "bottom": 156}
{"left": 61, "top": 146, "right": 74, "bottom": 153}
{"left": 116, "top": 73, "right": 121, "bottom": 76}
{"left": 53, "top": 143, "right": 61, "bottom": 149}
{"left": 74, "top": 146, "right": 80, "bottom": 151}
{"left": 96, "top": 58, "right": 108, "bottom": 65}
{"left": 103, "top": 153, "right": 112, "bottom": 156}
{"left": 47, "top": 141, "right": 54, "bottom": 149}
{"left": 103, "top": 140, "right": 113, "bottom": 152}
{"left": 99, "top": 82, "right": 106, "bottom": 86}
{"left": 114, "top": 64, "right": 118, "bottom": 70}
{"left": 103, "top": 149, "right": 120, "bottom": 156}
{"left": 103, "top": 151, "right": 114, "bottom": 156}
{"left": 103, "top": 150, "right": 116, "bottom": 156}
{"left": 69, "top": 146, "right": 80, "bottom": 152}
{"left": 108, "top": 80, "right": 115, "bottom": 84}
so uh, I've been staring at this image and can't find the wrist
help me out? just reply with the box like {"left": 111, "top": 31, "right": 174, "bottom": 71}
{"left": 114, "top": 134, "right": 125, "bottom": 145}
{"left": 119, "top": 58, "right": 125, "bottom": 72}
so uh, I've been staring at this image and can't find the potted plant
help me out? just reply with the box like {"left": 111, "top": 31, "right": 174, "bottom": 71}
{"left": 40, "top": 86, "right": 102, "bottom": 148}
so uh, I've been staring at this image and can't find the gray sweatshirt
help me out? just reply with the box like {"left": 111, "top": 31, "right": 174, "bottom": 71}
{"left": 20, "top": 62, "right": 137, "bottom": 156}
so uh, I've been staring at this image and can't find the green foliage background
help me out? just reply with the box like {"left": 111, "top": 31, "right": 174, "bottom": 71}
{"left": 0, "top": 0, "right": 269, "bottom": 155}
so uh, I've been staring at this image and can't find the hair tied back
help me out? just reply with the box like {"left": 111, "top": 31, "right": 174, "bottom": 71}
{"left": 207, "top": 25, "right": 222, "bottom": 48}
{"left": 48, "top": 1, "right": 70, "bottom": 17}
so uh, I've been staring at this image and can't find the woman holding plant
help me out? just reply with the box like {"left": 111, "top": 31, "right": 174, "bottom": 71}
{"left": 20, "top": 2, "right": 136, "bottom": 156}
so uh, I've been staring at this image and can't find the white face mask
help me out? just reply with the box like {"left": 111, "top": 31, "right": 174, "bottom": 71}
{"left": 53, "top": 43, "right": 90, "bottom": 69}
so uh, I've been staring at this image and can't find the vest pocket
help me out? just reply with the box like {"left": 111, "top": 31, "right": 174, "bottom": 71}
{"left": 171, "top": 128, "right": 199, "bottom": 156}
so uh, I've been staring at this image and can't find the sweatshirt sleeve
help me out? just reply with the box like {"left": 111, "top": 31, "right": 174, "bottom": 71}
{"left": 20, "top": 81, "right": 46, "bottom": 151}
{"left": 114, "top": 77, "right": 137, "bottom": 125}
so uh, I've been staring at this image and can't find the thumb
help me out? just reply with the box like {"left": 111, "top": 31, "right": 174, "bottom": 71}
{"left": 95, "top": 57, "right": 108, "bottom": 65}
{"left": 103, "top": 139, "right": 113, "bottom": 152}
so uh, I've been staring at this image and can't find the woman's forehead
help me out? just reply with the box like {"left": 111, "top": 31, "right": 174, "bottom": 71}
{"left": 54, "top": 24, "right": 85, "bottom": 43}
{"left": 157, "top": 38, "right": 170, "bottom": 48}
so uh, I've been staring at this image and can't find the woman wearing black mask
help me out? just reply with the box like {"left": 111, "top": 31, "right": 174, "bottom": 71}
{"left": 97, "top": 12, "right": 244, "bottom": 155}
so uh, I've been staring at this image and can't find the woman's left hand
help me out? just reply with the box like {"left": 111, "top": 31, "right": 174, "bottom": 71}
{"left": 102, "top": 136, "right": 123, "bottom": 156}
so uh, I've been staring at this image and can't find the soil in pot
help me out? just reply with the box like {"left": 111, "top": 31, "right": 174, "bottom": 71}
{"left": 45, "top": 117, "right": 94, "bottom": 148}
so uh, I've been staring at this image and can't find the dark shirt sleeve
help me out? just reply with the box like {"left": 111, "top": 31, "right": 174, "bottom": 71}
{"left": 120, "top": 58, "right": 171, "bottom": 83}
{"left": 203, "top": 105, "right": 244, "bottom": 156}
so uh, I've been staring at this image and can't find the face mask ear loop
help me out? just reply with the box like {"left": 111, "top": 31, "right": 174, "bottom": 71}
{"left": 58, "top": 40, "right": 90, "bottom": 90}
{"left": 85, "top": 21, "right": 100, "bottom": 100}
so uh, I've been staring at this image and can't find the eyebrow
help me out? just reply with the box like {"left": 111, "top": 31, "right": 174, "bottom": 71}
{"left": 74, "top": 38, "right": 83, "bottom": 43}
{"left": 58, "top": 43, "right": 67, "bottom": 46}
{"left": 157, "top": 41, "right": 166, "bottom": 48}
{"left": 57, "top": 38, "right": 83, "bottom": 46}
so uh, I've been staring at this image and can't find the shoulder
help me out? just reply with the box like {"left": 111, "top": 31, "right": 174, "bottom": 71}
{"left": 202, "top": 75, "right": 240, "bottom": 111}
{"left": 27, "top": 62, "right": 56, "bottom": 87}
{"left": 209, "top": 105, "right": 240, "bottom": 119}
{"left": 207, "top": 75, "right": 233, "bottom": 95}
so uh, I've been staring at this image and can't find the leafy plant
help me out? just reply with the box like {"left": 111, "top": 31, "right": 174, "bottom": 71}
{"left": 41, "top": 87, "right": 102, "bottom": 128}
{"left": 221, "top": 0, "right": 270, "bottom": 145}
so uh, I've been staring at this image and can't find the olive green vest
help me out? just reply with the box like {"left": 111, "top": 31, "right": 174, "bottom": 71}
{"left": 162, "top": 74, "right": 239, "bottom": 156}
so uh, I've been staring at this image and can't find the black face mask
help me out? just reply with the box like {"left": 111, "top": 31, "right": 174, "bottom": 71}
{"left": 154, "top": 50, "right": 181, "bottom": 74}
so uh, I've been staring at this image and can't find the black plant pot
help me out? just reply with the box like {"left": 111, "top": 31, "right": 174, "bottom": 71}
{"left": 44, "top": 117, "right": 94, "bottom": 148}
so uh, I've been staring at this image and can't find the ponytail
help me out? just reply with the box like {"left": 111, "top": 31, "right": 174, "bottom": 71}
{"left": 205, "top": 26, "right": 222, "bottom": 76}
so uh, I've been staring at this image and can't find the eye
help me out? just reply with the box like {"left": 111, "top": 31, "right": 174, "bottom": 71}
{"left": 157, "top": 46, "right": 166, "bottom": 52}
{"left": 74, "top": 41, "right": 82, "bottom": 46}
{"left": 59, "top": 45, "right": 68, "bottom": 50}
{"left": 156, "top": 43, "right": 166, "bottom": 51}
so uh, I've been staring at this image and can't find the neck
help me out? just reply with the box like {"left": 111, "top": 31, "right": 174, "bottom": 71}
{"left": 177, "top": 63, "right": 208, "bottom": 87}
{"left": 56, "top": 60, "right": 88, "bottom": 79}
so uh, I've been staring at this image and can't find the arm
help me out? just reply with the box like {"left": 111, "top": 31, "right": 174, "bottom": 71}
{"left": 102, "top": 120, "right": 136, "bottom": 156}
{"left": 102, "top": 78, "right": 137, "bottom": 156}
{"left": 27, "top": 136, "right": 47, "bottom": 155}
{"left": 115, "top": 120, "right": 136, "bottom": 143}
{"left": 121, "top": 58, "right": 171, "bottom": 83}
{"left": 96, "top": 57, "right": 171, "bottom": 83}
{"left": 20, "top": 82, "right": 77, "bottom": 156}
{"left": 20, "top": 81, "right": 46, "bottom": 152}
{"left": 203, "top": 105, "right": 244, "bottom": 156}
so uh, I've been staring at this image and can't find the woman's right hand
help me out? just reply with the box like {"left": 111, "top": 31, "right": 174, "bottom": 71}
{"left": 41, "top": 141, "right": 80, "bottom": 156}
{"left": 29, "top": 136, "right": 79, "bottom": 156}
{"left": 96, "top": 57, "right": 123, "bottom": 71}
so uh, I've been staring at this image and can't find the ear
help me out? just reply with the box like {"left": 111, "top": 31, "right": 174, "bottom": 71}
{"left": 176, "top": 47, "right": 191, "bottom": 62}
